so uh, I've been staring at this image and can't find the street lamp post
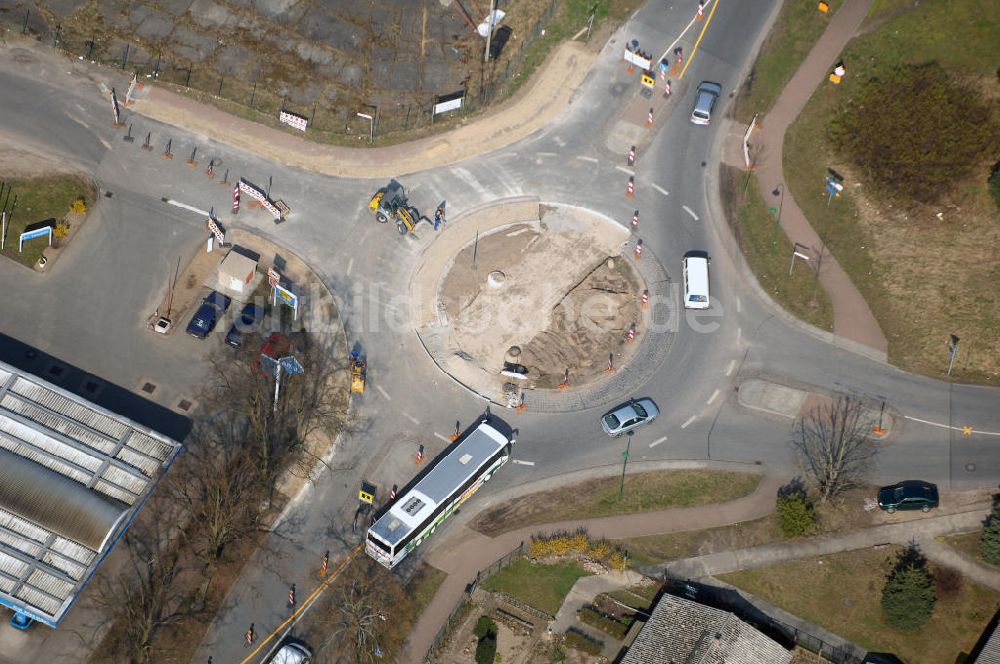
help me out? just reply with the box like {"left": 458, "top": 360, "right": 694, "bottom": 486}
{"left": 947, "top": 334, "right": 960, "bottom": 376}
{"left": 356, "top": 111, "right": 374, "bottom": 144}
{"left": 770, "top": 184, "right": 784, "bottom": 255}
{"left": 619, "top": 432, "right": 633, "bottom": 501}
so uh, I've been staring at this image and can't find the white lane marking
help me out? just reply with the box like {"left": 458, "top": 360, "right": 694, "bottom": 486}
{"left": 512, "top": 459, "right": 536, "bottom": 466}
{"left": 166, "top": 199, "right": 210, "bottom": 216}
{"left": 725, "top": 360, "right": 736, "bottom": 376}
{"left": 576, "top": 156, "right": 599, "bottom": 163}
{"left": 682, "top": 205, "right": 700, "bottom": 221}
{"left": 452, "top": 167, "right": 489, "bottom": 197}
{"left": 736, "top": 297, "right": 741, "bottom": 313}
{"left": 652, "top": 184, "right": 669, "bottom": 197}
{"left": 903, "top": 415, "right": 1000, "bottom": 437}
{"left": 707, "top": 389, "right": 720, "bottom": 405}
{"left": 649, "top": 436, "right": 667, "bottom": 448}
{"left": 402, "top": 412, "right": 419, "bottom": 425}
{"left": 737, "top": 327, "right": 742, "bottom": 343}
{"left": 657, "top": 13, "right": 700, "bottom": 65}
{"left": 681, "top": 415, "right": 697, "bottom": 429}
{"left": 346, "top": 257, "right": 354, "bottom": 276}
{"left": 376, "top": 385, "right": 391, "bottom": 400}
{"left": 536, "top": 151, "right": 557, "bottom": 157}
{"left": 434, "top": 432, "right": 451, "bottom": 443}
{"left": 616, "top": 165, "right": 635, "bottom": 176}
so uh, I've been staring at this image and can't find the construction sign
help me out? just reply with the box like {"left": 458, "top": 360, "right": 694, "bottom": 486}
{"left": 624, "top": 44, "right": 652, "bottom": 71}
{"left": 238, "top": 178, "right": 282, "bottom": 220}
{"left": 640, "top": 70, "right": 655, "bottom": 89}
{"left": 279, "top": 110, "right": 308, "bottom": 132}
{"left": 206, "top": 217, "right": 225, "bottom": 245}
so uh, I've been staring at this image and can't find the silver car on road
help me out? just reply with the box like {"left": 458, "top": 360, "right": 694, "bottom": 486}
{"left": 601, "top": 398, "right": 660, "bottom": 437}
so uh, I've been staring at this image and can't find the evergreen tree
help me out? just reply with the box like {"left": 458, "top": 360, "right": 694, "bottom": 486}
{"left": 776, "top": 493, "right": 817, "bottom": 538}
{"left": 981, "top": 503, "right": 1000, "bottom": 565}
{"left": 882, "top": 545, "right": 936, "bottom": 631}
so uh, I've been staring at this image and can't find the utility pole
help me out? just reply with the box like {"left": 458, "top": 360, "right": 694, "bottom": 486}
{"left": 484, "top": 0, "right": 497, "bottom": 63}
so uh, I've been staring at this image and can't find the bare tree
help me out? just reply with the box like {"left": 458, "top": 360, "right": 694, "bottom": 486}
{"left": 793, "top": 396, "right": 878, "bottom": 502}
{"left": 312, "top": 558, "right": 410, "bottom": 664}
{"left": 94, "top": 500, "right": 189, "bottom": 663}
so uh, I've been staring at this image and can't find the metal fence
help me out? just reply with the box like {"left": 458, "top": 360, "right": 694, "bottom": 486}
{"left": 423, "top": 541, "right": 527, "bottom": 663}
{"left": 0, "top": 0, "right": 558, "bottom": 141}
{"left": 661, "top": 574, "right": 866, "bottom": 664}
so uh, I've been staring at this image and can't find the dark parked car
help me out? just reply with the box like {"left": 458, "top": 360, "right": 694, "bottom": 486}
{"left": 601, "top": 398, "right": 659, "bottom": 437}
{"left": 488, "top": 25, "right": 512, "bottom": 61}
{"left": 185, "top": 291, "right": 231, "bottom": 339}
{"left": 877, "top": 480, "right": 939, "bottom": 513}
{"left": 225, "top": 303, "right": 263, "bottom": 348}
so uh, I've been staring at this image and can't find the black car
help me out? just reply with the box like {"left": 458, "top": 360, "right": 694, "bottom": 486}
{"left": 877, "top": 480, "right": 939, "bottom": 513}
{"left": 225, "top": 303, "right": 263, "bottom": 348}
{"left": 186, "top": 291, "right": 232, "bottom": 339}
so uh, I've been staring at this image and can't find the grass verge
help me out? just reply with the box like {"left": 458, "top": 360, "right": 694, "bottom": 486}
{"left": 942, "top": 531, "right": 999, "bottom": 569}
{"left": 0, "top": 174, "right": 94, "bottom": 269}
{"left": 720, "top": 165, "right": 833, "bottom": 331}
{"left": 408, "top": 563, "right": 448, "bottom": 618}
{"left": 782, "top": 0, "right": 1000, "bottom": 382}
{"left": 481, "top": 558, "right": 590, "bottom": 615}
{"left": 471, "top": 470, "right": 762, "bottom": 537}
{"left": 734, "top": 0, "right": 844, "bottom": 122}
{"left": 719, "top": 546, "right": 1000, "bottom": 664}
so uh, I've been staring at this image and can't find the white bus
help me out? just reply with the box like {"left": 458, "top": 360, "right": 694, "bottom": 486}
{"left": 365, "top": 417, "right": 514, "bottom": 569}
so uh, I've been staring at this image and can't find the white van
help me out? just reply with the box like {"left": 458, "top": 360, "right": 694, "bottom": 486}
{"left": 268, "top": 641, "right": 312, "bottom": 664}
{"left": 682, "top": 252, "right": 710, "bottom": 309}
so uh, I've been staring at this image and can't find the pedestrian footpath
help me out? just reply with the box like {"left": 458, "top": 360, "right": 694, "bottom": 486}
{"left": 753, "top": 0, "right": 887, "bottom": 355}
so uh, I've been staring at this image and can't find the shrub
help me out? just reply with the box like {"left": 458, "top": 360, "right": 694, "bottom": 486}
{"left": 473, "top": 615, "right": 497, "bottom": 639}
{"left": 881, "top": 545, "right": 936, "bottom": 631}
{"left": 70, "top": 196, "right": 87, "bottom": 215}
{"left": 988, "top": 161, "right": 1000, "bottom": 212}
{"left": 529, "top": 530, "right": 628, "bottom": 569}
{"left": 981, "top": 503, "right": 1000, "bottom": 565}
{"left": 563, "top": 627, "right": 603, "bottom": 655}
{"left": 578, "top": 605, "right": 633, "bottom": 640}
{"left": 933, "top": 567, "right": 962, "bottom": 598}
{"left": 829, "top": 62, "right": 999, "bottom": 204}
{"left": 776, "top": 493, "right": 817, "bottom": 538}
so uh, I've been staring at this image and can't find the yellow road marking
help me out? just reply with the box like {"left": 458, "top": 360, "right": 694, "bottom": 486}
{"left": 679, "top": 0, "right": 722, "bottom": 80}
{"left": 239, "top": 544, "right": 362, "bottom": 664}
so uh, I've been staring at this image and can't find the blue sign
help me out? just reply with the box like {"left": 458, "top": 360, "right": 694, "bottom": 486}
{"left": 279, "top": 356, "right": 304, "bottom": 376}
{"left": 272, "top": 284, "right": 299, "bottom": 320}
{"left": 19, "top": 226, "right": 52, "bottom": 253}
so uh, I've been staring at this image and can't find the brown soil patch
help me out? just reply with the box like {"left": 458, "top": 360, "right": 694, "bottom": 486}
{"left": 439, "top": 212, "right": 637, "bottom": 390}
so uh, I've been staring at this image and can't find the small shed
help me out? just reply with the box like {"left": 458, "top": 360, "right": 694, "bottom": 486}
{"left": 218, "top": 250, "right": 258, "bottom": 294}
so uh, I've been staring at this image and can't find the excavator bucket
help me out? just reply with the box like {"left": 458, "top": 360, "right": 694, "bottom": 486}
{"left": 368, "top": 190, "right": 385, "bottom": 211}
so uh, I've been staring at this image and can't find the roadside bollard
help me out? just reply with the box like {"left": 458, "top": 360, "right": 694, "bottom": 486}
{"left": 627, "top": 145, "right": 636, "bottom": 166}
{"left": 627, "top": 176, "right": 634, "bottom": 198}
{"left": 631, "top": 210, "right": 639, "bottom": 229}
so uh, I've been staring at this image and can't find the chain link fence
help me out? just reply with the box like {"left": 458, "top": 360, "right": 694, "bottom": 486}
{"left": 1, "top": 0, "right": 560, "bottom": 141}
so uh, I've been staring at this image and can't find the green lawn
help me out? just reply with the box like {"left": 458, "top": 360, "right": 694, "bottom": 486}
{"left": 720, "top": 546, "right": 1000, "bottom": 664}
{"left": 721, "top": 166, "right": 833, "bottom": 331}
{"left": 407, "top": 563, "right": 448, "bottom": 618}
{"left": 472, "top": 470, "right": 761, "bottom": 537}
{"left": 481, "top": 559, "right": 590, "bottom": 615}
{"left": 0, "top": 175, "right": 93, "bottom": 269}
{"left": 735, "top": 0, "right": 844, "bottom": 122}
{"left": 781, "top": 0, "right": 1000, "bottom": 381}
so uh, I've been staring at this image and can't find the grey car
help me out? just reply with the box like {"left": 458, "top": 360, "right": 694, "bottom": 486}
{"left": 601, "top": 398, "right": 660, "bottom": 437}
{"left": 690, "top": 81, "right": 722, "bottom": 125}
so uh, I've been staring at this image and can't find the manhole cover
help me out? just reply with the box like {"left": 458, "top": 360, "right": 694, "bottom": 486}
{"left": 177, "top": 399, "right": 193, "bottom": 412}
{"left": 141, "top": 382, "right": 157, "bottom": 394}
{"left": 965, "top": 463, "right": 976, "bottom": 473}
{"left": 487, "top": 271, "right": 506, "bottom": 288}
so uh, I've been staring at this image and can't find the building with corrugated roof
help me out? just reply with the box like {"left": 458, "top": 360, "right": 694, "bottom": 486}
{"left": 0, "top": 359, "right": 182, "bottom": 627}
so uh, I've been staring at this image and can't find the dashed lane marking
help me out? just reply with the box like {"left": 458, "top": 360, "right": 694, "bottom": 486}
{"left": 512, "top": 459, "right": 536, "bottom": 466}
{"left": 682, "top": 205, "right": 700, "bottom": 221}
{"left": 376, "top": 385, "right": 391, "bottom": 400}
{"left": 346, "top": 257, "right": 354, "bottom": 276}
{"left": 536, "top": 151, "right": 557, "bottom": 157}
{"left": 707, "top": 389, "right": 720, "bottom": 405}
{"left": 402, "top": 412, "right": 419, "bottom": 425}
{"left": 575, "top": 156, "right": 599, "bottom": 163}
{"left": 725, "top": 359, "right": 736, "bottom": 376}
{"left": 737, "top": 327, "right": 742, "bottom": 344}
{"left": 165, "top": 199, "right": 210, "bottom": 216}
{"left": 616, "top": 165, "right": 635, "bottom": 176}
{"left": 653, "top": 184, "right": 669, "bottom": 197}
{"left": 681, "top": 415, "right": 697, "bottom": 429}
{"left": 649, "top": 436, "right": 667, "bottom": 448}
{"left": 434, "top": 432, "right": 451, "bottom": 443}
{"left": 736, "top": 296, "right": 741, "bottom": 313}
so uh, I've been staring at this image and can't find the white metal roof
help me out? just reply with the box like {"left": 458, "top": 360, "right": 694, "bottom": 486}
{"left": 0, "top": 360, "right": 182, "bottom": 626}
